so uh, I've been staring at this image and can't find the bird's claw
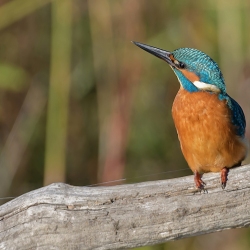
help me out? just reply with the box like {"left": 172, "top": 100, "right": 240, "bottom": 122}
{"left": 221, "top": 182, "right": 226, "bottom": 189}
{"left": 221, "top": 167, "right": 229, "bottom": 190}
{"left": 196, "top": 182, "right": 207, "bottom": 193}
{"left": 194, "top": 171, "right": 207, "bottom": 193}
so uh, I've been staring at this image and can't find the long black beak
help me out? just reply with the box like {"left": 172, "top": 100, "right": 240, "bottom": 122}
{"left": 132, "top": 41, "right": 175, "bottom": 67}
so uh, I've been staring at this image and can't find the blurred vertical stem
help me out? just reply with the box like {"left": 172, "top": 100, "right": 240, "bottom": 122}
{"left": 216, "top": 0, "right": 242, "bottom": 93}
{"left": 0, "top": 0, "right": 53, "bottom": 30}
{"left": 88, "top": 0, "right": 118, "bottom": 182}
{"left": 88, "top": 0, "right": 144, "bottom": 184}
{"left": 44, "top": 0, "right": 72, "bottom": 185}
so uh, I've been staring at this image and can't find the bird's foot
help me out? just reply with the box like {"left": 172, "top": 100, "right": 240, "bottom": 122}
{"left": 221, "top": 167, "right": 229, "bottom": 189}
{"left": 194, "top": 171, "right": 207, "bottom": 193}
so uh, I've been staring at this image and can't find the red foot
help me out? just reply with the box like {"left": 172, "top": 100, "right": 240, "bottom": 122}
{"left": 221, "top": 167, "right": 229, "bottom": 189}
{"left": 194, "top": 171, "right": 206, "bottom": 191}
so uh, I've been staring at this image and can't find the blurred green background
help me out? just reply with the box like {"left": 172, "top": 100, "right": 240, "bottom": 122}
{"left": 0, "top": 0, "right": 249, "bottom": 249}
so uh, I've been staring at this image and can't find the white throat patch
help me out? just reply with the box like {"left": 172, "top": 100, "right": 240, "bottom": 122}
{"left": 193, "top": 80, "right": 220, "bottom": 93}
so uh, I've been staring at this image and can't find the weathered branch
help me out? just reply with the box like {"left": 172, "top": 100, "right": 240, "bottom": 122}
{"left": 1, "top": 164, "right": 250, "bottom": 249}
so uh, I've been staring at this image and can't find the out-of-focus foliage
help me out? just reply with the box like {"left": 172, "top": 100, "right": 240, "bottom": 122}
{"left": 0, "top": 0, "right": 249, "bottom": 249}
{"left": 0, "top": 63, "right": 28, "bottom": 91}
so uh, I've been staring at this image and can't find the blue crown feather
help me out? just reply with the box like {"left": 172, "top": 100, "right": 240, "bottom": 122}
{"left": 172, "top": 48, "right": 226, "bottom": 93}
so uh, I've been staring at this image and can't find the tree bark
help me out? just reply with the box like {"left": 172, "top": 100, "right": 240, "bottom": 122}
{"left": 1, "top": 164, "right": 250, "bottom": 250}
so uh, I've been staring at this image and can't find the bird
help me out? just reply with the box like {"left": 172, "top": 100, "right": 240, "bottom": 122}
{"left": 132, "top": 41, "right": 249, "bottom": 190}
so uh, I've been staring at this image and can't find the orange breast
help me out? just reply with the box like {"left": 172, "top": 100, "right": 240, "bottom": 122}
{"left": 172, "top": 88, "right": 248, "bottom": 173}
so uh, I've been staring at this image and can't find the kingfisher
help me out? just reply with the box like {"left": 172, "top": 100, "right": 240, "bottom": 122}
{"left": 133, "top": 41, "right": 248, "bottom": 190}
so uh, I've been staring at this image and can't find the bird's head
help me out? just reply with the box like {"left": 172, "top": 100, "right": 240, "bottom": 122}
{"left": 133, "top": 41, "right": 226, "bottom": 94}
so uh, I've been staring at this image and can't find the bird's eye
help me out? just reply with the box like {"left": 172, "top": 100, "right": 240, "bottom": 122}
{"left": 179, "top": 62, "right": 185, "bottom": 69}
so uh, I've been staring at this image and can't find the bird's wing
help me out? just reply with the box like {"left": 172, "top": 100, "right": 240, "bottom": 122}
{"left": 228, "top": 96, "right": 246, "bottom": 137}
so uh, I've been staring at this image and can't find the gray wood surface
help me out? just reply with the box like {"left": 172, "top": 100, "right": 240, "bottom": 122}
{"left": 0, "top": 164, "right": 250, "bottom": 250}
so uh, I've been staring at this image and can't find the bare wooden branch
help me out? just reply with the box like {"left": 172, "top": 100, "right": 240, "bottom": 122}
{"left": 1, "top": 164, "right": 250, "bottom": 249}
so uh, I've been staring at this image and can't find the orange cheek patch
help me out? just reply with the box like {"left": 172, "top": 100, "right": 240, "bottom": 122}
{"left": 169, "top": 54, "right": 175, "bottom": 62}
{"left": 180, "top": 69, "right": 200, "bottom": 82}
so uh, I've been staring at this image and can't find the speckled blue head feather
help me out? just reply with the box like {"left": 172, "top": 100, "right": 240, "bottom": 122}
{"left": 172, "top": 48, "right": 226, "bottom": 93}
